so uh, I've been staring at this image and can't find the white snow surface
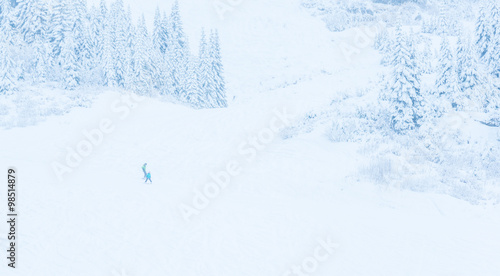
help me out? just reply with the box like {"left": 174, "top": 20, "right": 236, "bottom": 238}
{"left": 1, "top": 0, "right": 500, "bottom": 275}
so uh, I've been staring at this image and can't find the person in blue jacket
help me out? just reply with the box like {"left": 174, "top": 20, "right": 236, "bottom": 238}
{"left": 145, "top": 172, "right": 152, "bottom": 183}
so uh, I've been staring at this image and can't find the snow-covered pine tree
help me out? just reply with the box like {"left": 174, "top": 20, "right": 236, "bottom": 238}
{"left": 197, "top": 28, "right": 212, "bottom": 107}
{"left": 98, "top": 0, "right": 107, "bottom": 27}
{"left": 184, "top": 56, "right": 204, "bottom": 108}
{"left": 60, "top": 31, "right": 79, "bottom": 89}
{"left": 437, "top": 1, "right": 448, "bottom": 35}
{"left": 437, "top": 0, "right": 460, "bottom": 36}
{"left": 14, "top": 0, "right": 48, "bottom": 45}
{"left": 0, "top": 0, "right": 6, "bottom": 41}
{"left": 154, "top": 11, "right": 172, "bottom": 94}
{"left": 457, "top": 34, "right": 488, "bottom": 111}
{"left": 159, "top": 52, "right": 174, "bottom": 96}
{"left": 419, "top": 38, "right": 433, "bottom": 74}
{"left": 374, "top": 26, "right": 395, "bottom": 68}
{"left": 0, "top": 3, "right": 17, "bottom": 94}
{"left": 374, "top": 27, "right": 388, "bottom": 51}
{"left": 83, "top": 6, "right": 103, "bottom": 85}
{"left": 31, "top": 35, "right": 49, "bottom": 84}
{"left": 159, "top": 12, "right": 170, "bottom": 55}
{"left": 72, "top": 0, "right": 89, "bottom": 76}
{"left": 152, "top": 7, "right": 162, "bottom": 52}
{"left": 388, "top": 23, "right": 423, "bottom": 133}
{"left": 91, "top": 0, "right": 107, "bottom": 73}
{"left": 0, "top": 47, "right": 17, "bottom": 94}
{"left": 379, "top": 30, "right": 394, "bottom": 67}
{"left": 12, "top": 0, "right": 49, "bottom": 83}
{"left": 421, "top": 18, "right": 429, "bottom": 34}
{"left": 168, "top": 0, "right": 190, "bottom": 99}
{"left": 133, "top": 14, "right": 154, "bottom": 95}
{"left": 456, "top": 31, "right": 466, "bottom": 77}
{"left": 123, "top": 6, "right": 135, "bottom": 90}
{"left": 208, "top": 29, "right": 227, "bottom": 108}
{"left": 49, "top": 0, "right": 72, "bottom": 59}
{"left": 109, "top": 0, "right": 128, "bottom": 87}
{"left": 475, "top": 6, "right": 491, "bottom": 62}
{"left": 486, "top": 4, "right": 500, "bottom": 77}
{"left": 0, "top": 0, "right": 6, "bottom": 17}
{"left": 102, "top": 11, "right": 116, "bottom": 87}
{"left": 0, "top": 0, "right": 9, "bottom": 42}
{"left": 435, "top": 36, "right": 460, "bottom": 111}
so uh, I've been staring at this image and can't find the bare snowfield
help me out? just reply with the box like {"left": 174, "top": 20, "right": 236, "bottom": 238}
{"left": 1, "top": 89, "right": 500, "bottom": 276}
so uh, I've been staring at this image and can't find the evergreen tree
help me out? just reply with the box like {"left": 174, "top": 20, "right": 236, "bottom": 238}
{"left": 437, "top": 2, "right": 448, "bottom": 35}
{"left": 84, "top": 6, "right": 103, "bottom": 85}
{"left": 72, "top": 0, "right": 89, "bottom": 68}
{"left": 419, "top": 39, "right": 433, "bottom": 74}
{"left": 31, "top": 36, "right": 49, "bottom": 83}
{"left": 374, "top": 27, "right": 394, "bottom": 67}
{"left": 133, "top": 14, "right": 154, "bottom": 95}
{"left": 0, "top": 0, "right": 10, "bottom": 43}
{"left": 109, "top": 0, "right": 127, "bottom": 87}
{"left": 184, "top": 57, "right": 204, "bottom": 107}
{"left": 93, "top": 0, "right": 109, "bottom": 85}
{"left": 476, "top": 6, "right": 491, "bottom": 61}
{"left": 388, "top": 23, "right": 422, "bottom": 133}
{"left": 154, "top": 12, "right": 172, "bottom": 93}
{"left": 168, "top": 0, "right": 190, "bottom": 98}
{"left": 101, "top": 9, "right": 116, "bottom": 87}
{"left": 458, "top": 35, "right": 483, "bottom": 91}
{"left": 374, "top": 27, "right": 388, "bottom": 51}
{"left": 197, "top": 29, "right": 212, "bottom": 107}
{"left": 208, "top": 29, "right": 227, "bottom": 108}
{"left": 486, "top": 4, "right": 500, "bottom": 76}
{"left": 160, "top": 12, "right": 170, "bottom": 55}
{"left": 99, "top": 0, "right": 107, "bottom": 22}
{"left": 458, "top": 34, "right": 490, "bottom": 111}
{"left": 0, "top": 45, "right": 17, "bottom": 94}
{"left": 435, "top": 36, "right": 460, "bottom": 110}
{"left": 49, "top": 0, "right": 72, "bottom": 58}
{"left": 152, "top": 7, "right": 162, "bottom": 52}
{"left": 0, "top": 4, "right": 17, "bottom": 94}
{"left": 123, "top": 6, "right": 135, "bottom": 89}
{"left": 14, "top": 0, "right": 48, "bottom": 45}
{"left": 0, "top": 0, "right": 7, "bottom": 19}
{"left": 60, "top": 32, "right": 79, "bottom": 89}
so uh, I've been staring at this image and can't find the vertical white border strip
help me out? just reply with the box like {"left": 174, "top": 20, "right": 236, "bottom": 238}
{"left": 7, "top": 167, "right": 17, "bottom": 269}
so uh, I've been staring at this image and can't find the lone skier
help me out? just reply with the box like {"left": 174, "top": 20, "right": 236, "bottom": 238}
{"left": 142, "top": 163, "right": 147, "bottom": 179}
{"left": 145, "top": 172, "right": 152, "bottom": 183}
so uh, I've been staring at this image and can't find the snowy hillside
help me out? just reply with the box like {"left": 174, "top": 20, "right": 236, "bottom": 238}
{"left": 1, "top": 0, "right": 500, "bottom": 275}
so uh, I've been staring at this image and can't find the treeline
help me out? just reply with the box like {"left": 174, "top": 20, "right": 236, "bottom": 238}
{"left": 0, "top": 0, "right": 227, "bottom": 108}
{"left": 375, "top": 3, "right": 500, "bottom": 134}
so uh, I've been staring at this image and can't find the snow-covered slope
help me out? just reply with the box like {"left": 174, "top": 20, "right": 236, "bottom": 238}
{"left": 1, "top": 0, "right": 500, "bottom": 275}
{"left": 1, "top": 89, "right": 500, "bottom": 276}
